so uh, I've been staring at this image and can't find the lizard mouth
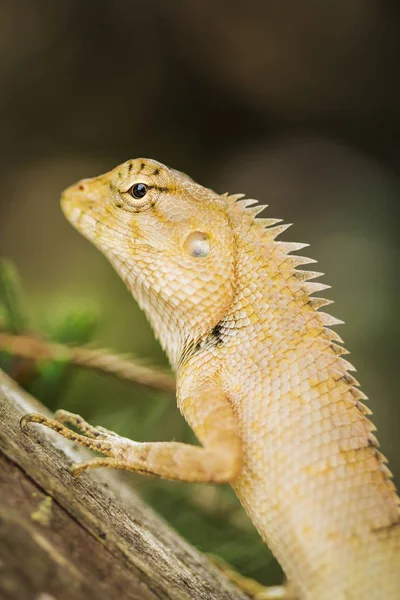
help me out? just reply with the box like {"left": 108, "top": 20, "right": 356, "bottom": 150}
{"left": 61, "top": 193, "right": 81, "bottom": 227}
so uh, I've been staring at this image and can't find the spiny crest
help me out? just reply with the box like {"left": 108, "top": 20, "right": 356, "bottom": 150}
{"left": 263, "top": 222, "right": 293, "bottom": 240}
{"left": 308, "top": 297, "right": 334, "bottom": 310}
{"left": 304, "top": 281, "right": 331, "bottom": 295}
{"left": 227, "top": 190, "right": 348, "bottom": 346}
{"left": 227, "top": 191, "right": 325, "bottom": 286}
{"left": 275, "top": 241, "right": 309, "bottom": 253}
{"left": 228, "top": 192, "right": 398, "bottom": 472}
{"left": 294, "top": 270, "right": 325, "bottom": 282}
{"left": 235, "top": 198, "right": 259, "bottom": 209}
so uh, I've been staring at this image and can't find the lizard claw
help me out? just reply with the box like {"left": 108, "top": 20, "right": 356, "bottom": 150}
{"left": 70, "top": 463, "right": 83, "bottom": 478}
{"left": 20, "top": 412, "right": 47, "bottom": 432}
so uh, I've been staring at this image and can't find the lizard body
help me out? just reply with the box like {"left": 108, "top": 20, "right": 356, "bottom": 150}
{"left": 24, "top": 159, "right": 400, "bottom": 599}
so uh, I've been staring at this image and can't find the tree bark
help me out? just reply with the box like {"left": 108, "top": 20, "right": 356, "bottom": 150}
{"left": 0, "top": 369, "right": 248, "bottom": 600}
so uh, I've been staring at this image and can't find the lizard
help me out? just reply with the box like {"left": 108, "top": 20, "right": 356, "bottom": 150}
{"left": 22, "top": 158, "right": 400, "bottom": 599}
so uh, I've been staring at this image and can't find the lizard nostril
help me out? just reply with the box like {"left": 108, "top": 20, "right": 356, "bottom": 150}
{"left": 78, "top": 184, "right": 86, "bottom": 191}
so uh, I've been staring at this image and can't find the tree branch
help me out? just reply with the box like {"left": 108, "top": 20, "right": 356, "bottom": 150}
{"left": 0, "top": 332, "right": 176, "bottom": 394}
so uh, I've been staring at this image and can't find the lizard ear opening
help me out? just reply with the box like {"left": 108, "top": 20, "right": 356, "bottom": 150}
{"left": 183, "top": 231, "right": 210, "bottom": 258}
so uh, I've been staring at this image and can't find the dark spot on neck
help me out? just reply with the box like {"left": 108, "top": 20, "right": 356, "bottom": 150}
{"left": 153, "top": 168, "right": 160, "bottom": 176}
{"left": 128, "top": 162, "right": 133, "bottom": 173}
{"left": 140, "top": 162, "right": 145, "bottom": 172}
{"left": 211, "top": 321, "right": 224, "bottom": 345}
{"left": 189, "top": 320, "right": 226, "bottom": 358}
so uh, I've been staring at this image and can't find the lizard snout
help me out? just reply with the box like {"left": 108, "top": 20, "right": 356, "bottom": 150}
{"left": 60, "top": 179, "right": 91, "bottom": 225}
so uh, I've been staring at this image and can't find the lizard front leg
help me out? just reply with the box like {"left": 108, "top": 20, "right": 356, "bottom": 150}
{"left": 21, "top": 380, "right": 242, "bottom": 483}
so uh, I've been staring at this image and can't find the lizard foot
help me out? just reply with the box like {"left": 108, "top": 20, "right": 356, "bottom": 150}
{"left": 21, "top": 410, "right": 133, "bottom": 477}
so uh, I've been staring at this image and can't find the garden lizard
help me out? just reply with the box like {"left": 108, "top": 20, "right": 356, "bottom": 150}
{"left": 22, "top": 158, "right": 400, "bottom": 599}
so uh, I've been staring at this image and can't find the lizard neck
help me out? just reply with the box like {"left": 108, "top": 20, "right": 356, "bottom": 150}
{"left": 104, "top": 246, "right": 232, "bottom": 371}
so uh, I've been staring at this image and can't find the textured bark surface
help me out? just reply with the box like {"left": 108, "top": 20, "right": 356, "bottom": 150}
{"left": 0, "top": 369, "right": 247, "bottom": 600}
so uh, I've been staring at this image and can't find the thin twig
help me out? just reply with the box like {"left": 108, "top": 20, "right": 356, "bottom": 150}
{"left": 0, "top": 332, "right": 176, "bottom": 395}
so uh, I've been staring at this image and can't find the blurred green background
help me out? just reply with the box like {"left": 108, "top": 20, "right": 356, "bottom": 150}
{"left": 0, "top": 0, "right": 399, "bottom": 588}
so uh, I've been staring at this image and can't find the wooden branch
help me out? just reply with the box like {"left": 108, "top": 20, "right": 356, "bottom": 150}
{"left": 0, "top": 332, "right": 176, "bottom": 394}
{"left": 0, "top": 369, "right": 248, "bottom": 600}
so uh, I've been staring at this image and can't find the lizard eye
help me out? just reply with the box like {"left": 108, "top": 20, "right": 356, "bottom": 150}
{"left": 130, "top": 183, "right": 148, "bottom": 199}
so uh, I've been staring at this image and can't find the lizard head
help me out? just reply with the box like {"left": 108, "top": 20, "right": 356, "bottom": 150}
{"left": 61, "top": 158, "right": 235, "bottom": 362}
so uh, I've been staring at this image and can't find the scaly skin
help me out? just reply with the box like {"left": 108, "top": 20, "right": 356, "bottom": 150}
{"left": 23, "top": 159, "right": 400, "bottom": 599}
